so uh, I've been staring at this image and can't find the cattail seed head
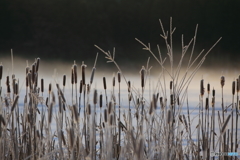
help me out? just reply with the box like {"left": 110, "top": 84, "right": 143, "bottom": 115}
{"left": 220, "top": 76, "right": 225, "bottom": 88}
{"left": 167, "top": 109, "right": 172, "bottom": 124}
{"left": 48, "top": 102, "right": 53, "bottom": 123}
{"left": 11, "top": 95, "right": 19, "bottom": 112}
{"left": 170, "top": 94, "right": 174, "bottom": 105}
{"left": 207, "top": 83, "right": 210, "bottom": 94}
{"left": 200, "top": 79, "right": 204, "bottom": 97}
{"left": 63, "top": 75, "right": 66, "bottom": 87}
{"left": 112, "top": 75, "right": 115, "bottom": 87}
{"left": 232, "top": 81, "right": 235, "bottom": 95}
{"left": 237, "top": 79, "right": 239, "bottom": 92}
{"left": 32, "top": 64, "right": 35, "bottom": 83}
{"left": 205, "top": 97, "right": 209, "bottom": 110}
{"left": 15, "top": 83, "right": 18, "bottom": 95}
{"left": 93, "top": 89, "right": 97, "bottom": 104}
{"left": 0, "top": 64, "right": 2, "bottom": 80}
{"left": 104, "top": 109, "right": 107, "bottom": 123}
{"left": 87, "top": 104, "right": 91, "bottom": 115}
{"left": 49, "top": 83, "right": 52, "bottom": 94}
{"left": 103, "top": 77, "right": 107, "bottom": 90}
{"left": 212, "top": 88, "right": 215, "bottom": 97}
{"left": 99, "top": 94, "right": 103, "bottom": 108}
{"left": 81, "top": 61, "right": 86, "bottom": 85}
{"left": 71, "top": 68, "right": 74, "bottom": 85}
{"left": 41, "top": 79, "right": 44, "bottom": 93}
{"left": 109, "top": 114, "right": 114, "bottom": 125}
{"left": 128, "top": 81, "right": 131, "bottom": 93}
{"left": 6, "top": 76, "right": 9, "bottom": 86}
{"left": 117, "top": 71, "right": 121, "bottom": 83}
{"left": 170, "top": 81, "right": 173, "bottom": 90}
{"left": 79, "top": 80, "right": 82, "bottom": 93}
{"left": 140, "top": 66, "right": 145, "bottom": 88}
{"left": 108, "top": 101, "right": 112, "bottom": 114}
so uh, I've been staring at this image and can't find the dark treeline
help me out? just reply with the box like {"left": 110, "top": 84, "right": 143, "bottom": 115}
{"left": 0, "top": 0, "right": 239, "bottom": 62}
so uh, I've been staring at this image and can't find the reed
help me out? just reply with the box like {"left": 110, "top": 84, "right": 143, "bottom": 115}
{"left": 2, "top": 18, "right": 239, "bottom": 160}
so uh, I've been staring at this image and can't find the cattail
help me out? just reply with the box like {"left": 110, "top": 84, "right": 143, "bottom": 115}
{"left": 170, "top": 81, "right": 173, "bottom": 90}
{"left": 99, "top": 94, "right": 103, "bottom": 108}
{"left": 36, "top": 58, "right": 40, "bottom": 72}
{"left": 72, "top": 104, "right": 79, "bottom": 122}
{"left": 0, "top": 64, "right": 2, "bottom": 80}
{"left": 73, "top": 63, "right": 77, "bottom": 84}
{"left": 232, "top": 81, "right": 235, "bottom": 95}
{"left": 117, "top": 71, "right": 121, "bottom": 83}
{"left": 12, "top": 78, "right": 16, "bottom": 94}
{"left": 6, "top": 76, "right": 9, "bottom": 86}
{"left": 129, "top": 94, "right": 132, "bottom": 101}
{"left": 90, "top": 68, "right": 95, "bottom": 85}
{"left": 41, "top": 79, "right": 44, "bottom": 93}
{"left": 11, "top": 95, "right": 19, "bottom": 112}
{"left": 160, "top": 97, "right": 163, "bottom": 109}
{"left": 207, "top": 83, "right": 210, "bottom": 94}
{"left": 81, "top": 61, "right": 86, "bottom": 85}
{"left": 153, "top": 94, "right": 157, "bottom": 109}
{"left": 87, "top": 84, "right": 90, "bottom": 94}
{"left": 170, "top": 94, "right": 174, "bottom": 105}
{"left": 179, "top": 115, "right": 183, "bottom": 123}
{"left": 27, "top": 72, "right": 32, "bottom": 90}
{"left": 140, "top": 66, "right": 145, "bottom": 88}
{"left": 48, "top": 102, "right": 53, "bottom": 123}
{"left": 46, "top": 97, "right": 49, "bottom": 107}
{"left": 15, "top": 83, "right": 18, "bottom": 95}
{"left": 220, "top": 76, "right": 225, "bottom": 88}
{"left": 94, "top": 89, "right": 97, "bottom": 104}
{"left": 177, "top": 97, "right": 180, "bottom": 105}
{"left": 200, "top": 79, "right": 204, "bottom": 97}
{"left": 34, "top": 72, "right": 38, "bottom": 86}
{"left": 167, "top": 109, "right": 172, "bottom": 124}
{"left": 149, "top": 101, "right": 154, "bottom": 115}
{"left": 183, "top": 115, "right": 188, "bottom": 131}
{"left": 109, "top": 114, "right": 114, "bottom": 125}
{"left": 103, "top": 77, "right": 107, "bottom": 90}
{"left": 61, "top": 130, "right": 66, "bottom": 146}
{"left": 104, "top": 109, "right": 107, "bottom": 123}
{"left": 128, "top": 81, "right": 131, "bottom": 93}
{"left": 79, "top": 80, "right": 82, "bottom": 93}
{"left": 26, "top": 76, "right": 29, "bottom": 87}
{"left": 61, "top": 75, "right": 66, "bottom": 87}
{"left": 71, "top": 68, "right": 74, "bottom": 85}
{"left": 32, "top": 63, "right": 35, "bottom": 83}
{"left": 212, "top": 88, "right": 215, "bottom": 97}
{"left": 87, "top": 104, "right": 91, "bottom": 115}
{"left": 7, "top": 84, "right": 10, "bottom": 93}
{"left": 108, "top": 101, "right": 112, "bottom": 114}
{"left": 205, "top": 98, "right": 209, "bottom": 110}
{"left": 58, "top": 95, "right": 62, "bottom": 113}
{"left": 48, "top": 83, "right": 52, "bottom": 94}
{"left": 112, "top": 75, "right": 115, "bottom": 87}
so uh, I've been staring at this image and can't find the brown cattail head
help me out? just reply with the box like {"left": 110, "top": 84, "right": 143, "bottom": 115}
{"left": 212, "top": 88, "right": 215, "bottom": 97}
{"left": 207, "top": 83, "right": 210, "bottom": 94}
{"left": 117, "top": 71, "right": 121, "bottom": 83}
{"left": 15, "top": 83, "right": 18, "bottom": 95}
{"left": 170, "top": 94, "right": 174, "bottom": 105}
{"left": 232, "top": 81, "right": 235, "bottom": 95}
{"left": 220, "top": 76, "right": 225, "bottom": 88}
{"left": 103, "top": 77, "right": 107, "bottom": 90}
{"left": 32, "top": 63, "right": 36, "bottom": 84}
{"left": 160, "top": 97, "right": 163, "bottom": 109}
{"left": 108, "top": 101, "right": 112, "bottom": 114}
{"left": 48, "top": 83, "right": 52, "bottom": 94}
{"left": 167, "top": 109, "right": 172, "bottom": 124}
{"left": 71, "top": 68, "right": 74, "bottom": 85}
{"left": 109, "top": 114, "right": 114, "bottom": 126}
{"left": 104, "top": 109, "right": 107, "bottom": 123}
{"left": 6, "top": 76, "right": 9, "bottom": 86}
{"left": 170, "top": 81, "right": 173, "bottom": 90}
{"left": 0, "top": 64, "right": 2, "bottom": 80}
{"left": 11, "top": 95, "right": 19, "bottom": 112}
{"left": 63, "top": 75, "right": 66, "bottom": 87}
{"left": 128, "top": 81, "right": 131, "bottom": 93}
{"left": 87, "top": 104, "right": 91, "bottom": 115}
{"left": 26, "top": 76, "right": 29, "bottom": 87}
{"left": 12, "top": 78, "right": 16, "bottom": 94}
{"left": 112, "top": 75, "right": 115, "bottom": 87}
{"left": 205, "top": 97, "right": 209, "bottom": 110}
{"left": 41, "top": 79, "right": 44, "bottom": 93}
{"left": 149, "top": 101, "right": 154, "bottom": 115}
{"left": 87, "top": 84, "right": 90, "bottom": 94}
{"left": 79, "top": 80, "right": 82, "bottom": 93}
{"left": 81, "top": 61, "right": 86, "bottom": 85}
{"left": 99, "top": 94, "right": 103, "bottom": 108}
{"left": 140, "top": 66, "right": 145, "bottom": 88}
{"left": 93, "top": 89, "right": 97, "bottom": 104}
{"left": 90, "top": 68, "right": 95, "bottom": 85}
{"left": 73, "top": 63, "right": 77, "bottom": 84}
{"left": 200, "top": 79, "right": 204, "bottom": 97}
